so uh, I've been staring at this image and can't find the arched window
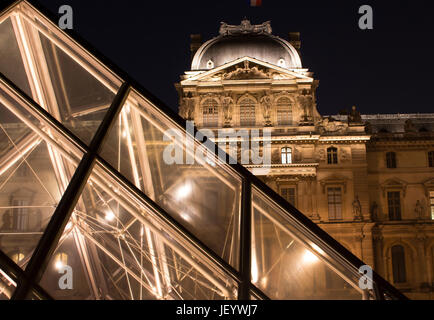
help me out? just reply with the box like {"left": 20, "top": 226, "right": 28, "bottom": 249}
{"left": 281, "top": 147, "right": 292, "bottom": 164}
{"left": 276, "top": 97, "right": 293, "bottom": 125}
{"left": 428, "top": 151, "right": 434, "bottom": 167}
{"left": 386, "top": 152, "right": 397, "bottom": 168}
{"left": 239, "top": 98, "right": 256, "bottom": 126}
{"left": 202, "top": 99, "right": 219, "bottom": 127}
{"left": 327, "top": 147, "right": 338, "bottom": 164}
{"left": 391, "top": 245, "right": 407, "bottom": 283}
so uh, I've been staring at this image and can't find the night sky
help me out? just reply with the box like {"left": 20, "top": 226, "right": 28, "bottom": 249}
{"left": 36, "top": 0, "right": 434, "bottom": 116}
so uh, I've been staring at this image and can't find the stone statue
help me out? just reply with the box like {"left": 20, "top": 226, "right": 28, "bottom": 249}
{"left": 415, "top": 200, "right": 425, "bottom": 220}
{"left": 180, "top": 92, "right": 195, "bottom": 121}
{"left": 219, "top": 19, "right": 272, "bottom": 36}
{"left": 297, "top": 91, "right": 313, "bottom": 122}
{"left": 348, "top": 105, "right": 362, "bottom": 124}
{"left": 317, "top": 117, "right": 347, "bottom": 134}
{"left": 222, "top": 95, "right": 234, "bottom": 127}
{"left": 352, "top": 195, "right": 362, "bottom": 220}
{"left": 260, "top": 95, "right": 272, "bottom": 126}
{"left": 370, "top": 201, "right": 378, "bottom": 220}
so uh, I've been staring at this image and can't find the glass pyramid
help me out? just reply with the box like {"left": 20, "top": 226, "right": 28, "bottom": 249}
{"left": 0, "top": 0, "right": 406, "bottom": 300}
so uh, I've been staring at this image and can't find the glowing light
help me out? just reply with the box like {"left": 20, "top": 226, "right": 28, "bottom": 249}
{"left": 55, "top": 260, "right": 64, "bottom": 270}
{"left": 65, "top": 222, "right": 73, "bottom": 232}
{"left": 180, "top": 212, "right": 191, "bottom": 222}
{"left": 105, "top": 210, "right": 115, "bottom": 222}
{"left": 311, "top": 243, "right": 325, "bottom": 256}
{"left": 302, "top": 250, "right": 319, "bottom": 264}
{"left": 251, "top": 255, "right": 259, "bottom": 284}
{"left": 122, "top": 130, "right": 127, "bottom": 138}
{"left": 175, "top": 182, "right": 192, "bottom": 200}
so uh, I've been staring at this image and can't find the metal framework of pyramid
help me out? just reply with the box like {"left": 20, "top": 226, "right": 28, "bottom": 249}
{"left": 0, "top": 0, "right": 406, "bottom": 300}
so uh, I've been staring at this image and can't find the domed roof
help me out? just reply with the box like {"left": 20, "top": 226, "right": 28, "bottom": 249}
{"left": 191, "top": 20, "right": 302, "bottom": 71}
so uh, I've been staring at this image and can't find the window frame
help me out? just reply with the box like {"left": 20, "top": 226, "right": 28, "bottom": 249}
{"left": 387, "top": 191, "right": 402, "bottom": 221}
{"left": 386, "top": 152, "right": 397, "bottom": 169}
{"left": 281, "top": 147, "right": 292, "bottom": 164}
{"left": 327, "top": 186, "right": 343, "bottom": 220}
{"left": 428, "top": 151, "right": 434, "bottom": 168}
{"left": 280, "top": 186, "right": 297, "bottom": 207}
{"left": 202, "top": 98, "right": 219, "bottom": 127}
{"left": 391, "top": 245, "right": 407, "bottom": 284}
{"left": 239, "top": 98, "right": 256, "bottom": 127}
{"left": 327, "top": 147, "right": 338, "bottom": 165}
{"left": 276, "top": 97, "right": 293, "bottom": 126}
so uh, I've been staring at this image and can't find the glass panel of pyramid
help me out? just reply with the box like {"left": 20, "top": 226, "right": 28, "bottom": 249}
{"left": 0, "top": 76, "right": 82, "bottom": 268}
{"left": 0, "top": 1, "right": 123, "bottom": 145}
{"left": 39, "top": 161, "right": 238, "bottom": 300}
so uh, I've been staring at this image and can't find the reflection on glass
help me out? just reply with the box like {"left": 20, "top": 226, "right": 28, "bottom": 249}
{"left": 0, "top": 3, "right": 122, "bottom": 144}
{"left": 40, "top": 162, "right": 238, "bottom": 300}
{"left": 0, "top": 267, "right": 17, "bottom": 300}
{"left": 0, "top": 80, "right": 81, "bottom": 268}
{"left": 252, "top": 187, "right": 362, "bottom": 300}
{"left": 100, "top": 90, "right": 242, "bottom": 269}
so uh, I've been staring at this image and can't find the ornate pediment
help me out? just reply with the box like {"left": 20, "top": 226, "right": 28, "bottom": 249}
{"left": 380, "top": 178, "right": 408, "bottom": 197}
{"left": 181, "top": 57, "right": 311, "bottom": 84}
{"left": 319, "top": 174, "right": 349, "bottom": 193}
{"left": 223, "top": 60, "right": 269, "bottom": 80}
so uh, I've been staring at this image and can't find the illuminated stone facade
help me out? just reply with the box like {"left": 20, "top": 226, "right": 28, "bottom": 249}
{"left": 176, "top": 20, "right": 434, "bottom": 299}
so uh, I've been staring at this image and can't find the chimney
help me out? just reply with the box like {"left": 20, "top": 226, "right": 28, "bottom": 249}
{"left": 190, "top": 34, "right": 202, "bottom": 62}
{"left": 288, "top": 32, "right": 301, "bottom": 52}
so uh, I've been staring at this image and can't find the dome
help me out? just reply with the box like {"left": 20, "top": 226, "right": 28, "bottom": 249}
{"left": 191, "top": 20, "right": 302, "bottom": 70}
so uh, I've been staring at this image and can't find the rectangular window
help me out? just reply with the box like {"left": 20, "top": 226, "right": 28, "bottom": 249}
{"left": 277, "top": 108, "right": 292, "bottom": 125}
{"left": 387, "top": 191, "right": 401, "bottom": 221}
{"left": 281, "top": 187, "right": 296, "bottom": 206}
{"left": 281, "top": 147, "right": 292, "bottom": 164}
{"left": 430, "top": 191, "right": 434, "bottom": 220}
{"left": 386, "top": 152, "right": 397, "bottom": 168}
{"left": 327, "top": 187, "right": 342, "bottom": 220}
{"left": 327, "top": 148, "right": 338, "bottom": 164}
{"left": 240, "top": 105, "right": 256, "bottom": 126}
{"left": 203, "top": 106, "right": 218, "bottom": 126}
{"left": 429, "top": 151, "right": 434, "bottom": 167}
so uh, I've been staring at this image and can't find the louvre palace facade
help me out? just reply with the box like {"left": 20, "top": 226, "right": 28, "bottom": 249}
{"left": 175, "top": 19, "right": 434, "bottom": 299}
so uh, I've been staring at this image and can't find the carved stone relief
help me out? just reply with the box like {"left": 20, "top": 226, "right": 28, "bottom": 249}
{"left": 317, "top": 117, "right": 348, "bottom": 134}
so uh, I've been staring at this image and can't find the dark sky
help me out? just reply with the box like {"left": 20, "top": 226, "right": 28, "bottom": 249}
{"left": 37, "top": 0, "right": 434, "bottom": 115}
